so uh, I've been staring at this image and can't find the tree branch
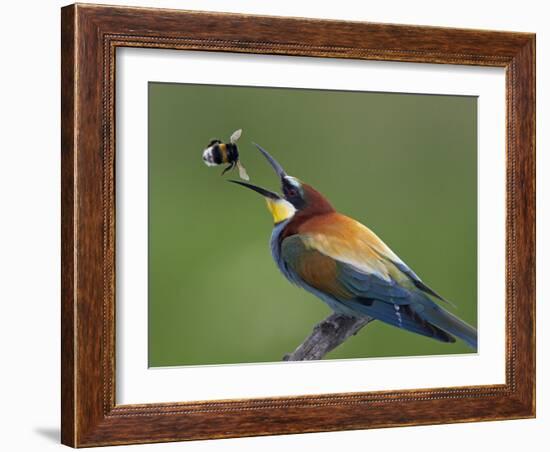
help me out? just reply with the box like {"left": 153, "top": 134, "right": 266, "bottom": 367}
{"left": 283, "top": 313, "right": 374, "bottom": 361}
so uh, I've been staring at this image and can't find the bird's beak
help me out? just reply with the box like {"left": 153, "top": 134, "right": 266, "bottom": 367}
{"left": 230, "top": 144, "right": 297, "bottom": 224}
{"left": 253, "top": 143, "right": 288, "bottom": 180}
{"left": 228, "top": 180, "right": 281, "bottom": 200}
{"left": 229, "top": 180, "right": 296, "bottom": 224}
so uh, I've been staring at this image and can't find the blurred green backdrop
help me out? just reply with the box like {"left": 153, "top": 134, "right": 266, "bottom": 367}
{"left": 148, "top": 82, "right": 477, "bottom": 367}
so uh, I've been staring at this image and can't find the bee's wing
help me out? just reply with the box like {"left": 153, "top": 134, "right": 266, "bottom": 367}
{"left": 230, "top": 129, "right": 242, "bottom": 144}
{"left": 236, "top": 161, "right": 249, "bottom": 181}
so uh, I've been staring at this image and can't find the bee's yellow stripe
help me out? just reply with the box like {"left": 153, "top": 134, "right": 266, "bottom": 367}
{"left": 219, "top": 143, "right": 229, "bottom": 163}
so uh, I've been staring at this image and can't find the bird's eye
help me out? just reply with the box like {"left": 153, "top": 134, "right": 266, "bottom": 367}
{"left": 286, "top": 188, "right": 298, "bottom": 197}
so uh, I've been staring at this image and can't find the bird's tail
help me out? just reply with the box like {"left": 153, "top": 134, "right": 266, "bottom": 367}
{"left": 422, "top": 304, "right": 478, "bottom": 350}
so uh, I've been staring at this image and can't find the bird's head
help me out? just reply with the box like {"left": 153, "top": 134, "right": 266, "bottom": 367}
{"left": 230, "top": 143, "right": 333, "bottom": 224}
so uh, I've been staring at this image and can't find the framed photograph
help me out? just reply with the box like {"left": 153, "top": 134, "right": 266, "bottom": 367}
{"left": 61, "top": 3, "right": 535, "bottom": 447}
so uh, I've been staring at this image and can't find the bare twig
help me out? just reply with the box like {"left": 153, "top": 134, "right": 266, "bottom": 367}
{"left": 283, "top": 313, "right": 374, "bottom": 361}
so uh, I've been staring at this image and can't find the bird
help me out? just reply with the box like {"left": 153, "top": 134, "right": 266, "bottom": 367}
{"left": 230, "top": 143, "right": 478, "bottom": 350}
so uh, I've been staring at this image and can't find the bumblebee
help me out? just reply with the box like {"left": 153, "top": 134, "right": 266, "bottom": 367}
{"left": 202, "top": 129, "right": 249, "bottom": 180}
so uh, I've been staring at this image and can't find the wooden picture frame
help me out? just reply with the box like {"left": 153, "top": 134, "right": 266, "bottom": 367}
{"left": 61, "top": 3, "right": 535, "bottom": 447}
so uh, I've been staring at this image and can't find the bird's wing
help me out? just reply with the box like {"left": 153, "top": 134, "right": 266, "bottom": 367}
{"left": 281, "top": 217, "right": 462, "bottom": 342}
{"left": 294, "top": 212, "right": 453, "bottom": 306}
{"left": 280, "top": 232, "right": 412, "bottom": 305}
{"left": 280, "top": 233, "right": 456, "bottom": 342}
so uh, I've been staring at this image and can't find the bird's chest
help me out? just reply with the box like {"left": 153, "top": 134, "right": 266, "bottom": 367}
{"left": 270, "top": 221, "right": 297, "bottom": 283}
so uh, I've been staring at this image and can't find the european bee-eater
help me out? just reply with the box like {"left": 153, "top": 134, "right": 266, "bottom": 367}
{"left": 231, "top": 144, "right": 478, "bottom": 350}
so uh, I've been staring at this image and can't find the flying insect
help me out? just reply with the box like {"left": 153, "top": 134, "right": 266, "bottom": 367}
{"left": 202, "top": 129, "right": 249, "bottom": 180}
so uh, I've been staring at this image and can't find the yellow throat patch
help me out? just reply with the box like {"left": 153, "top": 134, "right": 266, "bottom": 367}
{"left": 265, "top": 198, "right": 296, "bottom": 224}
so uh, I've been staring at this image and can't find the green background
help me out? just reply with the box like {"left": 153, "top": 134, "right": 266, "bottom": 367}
{"left": 148, "top": 82, "right": 477, "bottom": 367}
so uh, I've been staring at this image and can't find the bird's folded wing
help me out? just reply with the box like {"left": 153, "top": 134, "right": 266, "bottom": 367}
{"left": 280, "top": 233, "right": 413, "bottom": 305}
{"left": 280, "top": 232, "right": 458, "bottom": 342}
{"left": 288, "top": 213, "right": 452, "bottom": 305}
